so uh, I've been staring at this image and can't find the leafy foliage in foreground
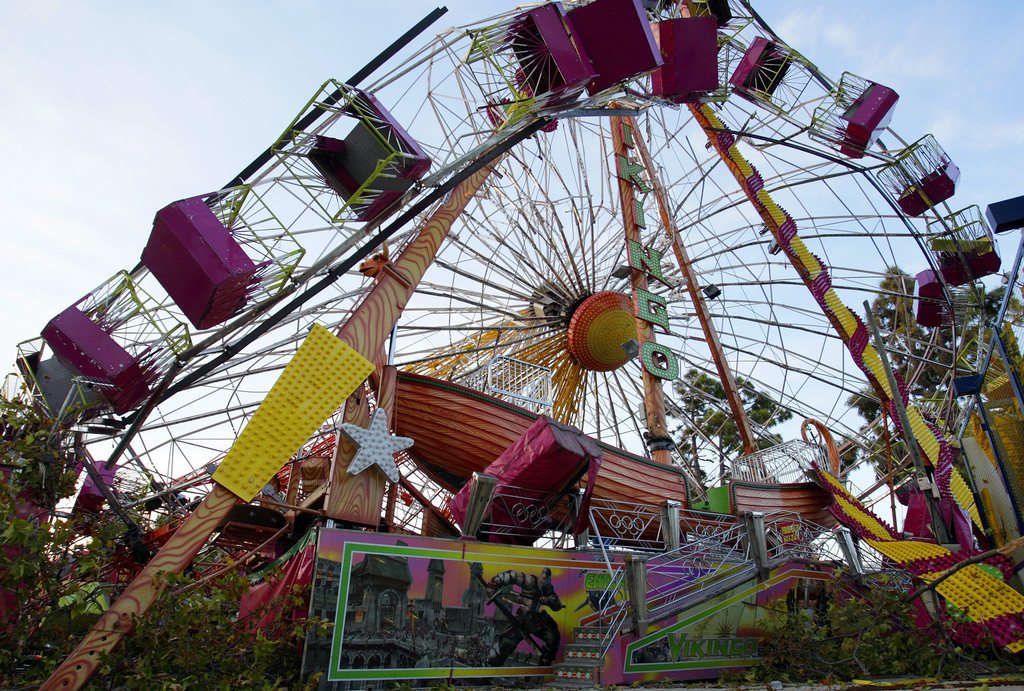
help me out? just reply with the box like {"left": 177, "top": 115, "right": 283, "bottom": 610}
{"left": 0, "top": 395, "right": 83, "bottom": 684}
{"left": 730, "top": 574, "right": 1007, "bottom": 684}
{"left": 93, "top": 572, "right": 323, "bottom": 691}
{"left": 0, "top": 391, "right": 324, "bottom": 689}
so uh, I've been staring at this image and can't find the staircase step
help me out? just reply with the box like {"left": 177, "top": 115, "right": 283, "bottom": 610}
{"left": 563, "top": 645, "right": 603, "bottom": 661}
{"left": 549, "top": 679, "right": 599, "bottom": 689}
{"left": 548, "top": 680, "right": 598, "bottom": 689}
{"left": 552, "top": 659, "right": 601, "bottom": 687}
{"left": 571, "top": 625, "right": 608, "bottom": 641}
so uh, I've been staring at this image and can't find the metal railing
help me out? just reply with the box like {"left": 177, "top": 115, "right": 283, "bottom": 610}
{"left": 763, "top": 511, "right": 838, "bottom": 562}
{"left": 456, "top": 355, "right": 553, "bottom": 414}
{"left": 575, "top": 491, "right": 872, "bottom": 657}
{"left": 732, "top": 439, "right": 826, "bottom": 485}
{"left": 483, "top": 482, "right": 575, "bottom": 544}
{"left": 680, "top": 507, "right": 738, "bottom": 541}
{"left": 575, "top": 507, "right": 872, "bottom": 659}
{"left": 644, "top": 520, "right": 749, "bottom": 622}
{"left": 587, "top": 497, "right": 665, "bottom": 551}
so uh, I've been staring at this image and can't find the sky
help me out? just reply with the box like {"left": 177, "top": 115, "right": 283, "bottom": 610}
{"left": 1, "top": 0, "right": 1023, "bottom": 382}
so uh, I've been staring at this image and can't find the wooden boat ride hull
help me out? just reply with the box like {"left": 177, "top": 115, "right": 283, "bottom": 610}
{"left": 394, "top": 372, "right": 689, "bottom": 507}
{"left": 394, "top": 372, "right": 836, "bottom": 533}
{"left": 730, "top": 480, "right": 836, "bottom": 527}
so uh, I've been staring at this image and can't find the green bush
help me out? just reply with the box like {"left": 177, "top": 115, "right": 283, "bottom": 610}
{"left": 93, "top": 572, "right": 321, "bottom": 690}
{"left": 0, "top": 396, "right": 82, "bottom": 684}
{"left": 0, "top": 393, "right": 325, "bottom": 689}
{"left": 732, "top": 573, "right": 1001, "bottom": 685}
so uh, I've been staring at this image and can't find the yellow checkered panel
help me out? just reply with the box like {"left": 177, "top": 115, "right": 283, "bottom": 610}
{"left": 867, "top": 539, "right": 949, "bottom": 564}
{"left": 834, "top": 496, "right": 893, "bottom": 541}
{"left": 213, "top": 325, "right": 374, "bottom": 501}
{"left": 949, "top": 466, "right": 984, "bottom": 530}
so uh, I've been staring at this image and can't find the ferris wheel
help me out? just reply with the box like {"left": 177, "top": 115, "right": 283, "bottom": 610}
{"left": 18, "top": 0, "right": 991, "bottom": 535}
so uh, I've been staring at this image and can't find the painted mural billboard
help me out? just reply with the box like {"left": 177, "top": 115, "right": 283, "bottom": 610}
{"left": 302, "top": 529, "right": 835, "bottom": 687}
{"left": 303, "top": 528, "right": 627, "bottom": 686}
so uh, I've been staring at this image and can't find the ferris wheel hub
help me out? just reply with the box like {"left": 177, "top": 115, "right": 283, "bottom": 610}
{"left": 566, "top": 291, "right": 637, "bottom": 372}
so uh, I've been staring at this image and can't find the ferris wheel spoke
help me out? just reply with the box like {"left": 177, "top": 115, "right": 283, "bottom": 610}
{"left": 488, "top": 163, "right": 595, "bottom": 296}
{"left": 514, "top": 140, "right": 604, "bottom": 292}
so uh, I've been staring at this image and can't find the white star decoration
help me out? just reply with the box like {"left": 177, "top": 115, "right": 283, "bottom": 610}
{"left": 340, "top": 408, "right": 412, "bottom": 483}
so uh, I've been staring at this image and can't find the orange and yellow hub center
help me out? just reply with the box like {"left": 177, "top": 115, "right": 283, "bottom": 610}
{"left": 566, "top": 291, "right": 637, "bottom": 372}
